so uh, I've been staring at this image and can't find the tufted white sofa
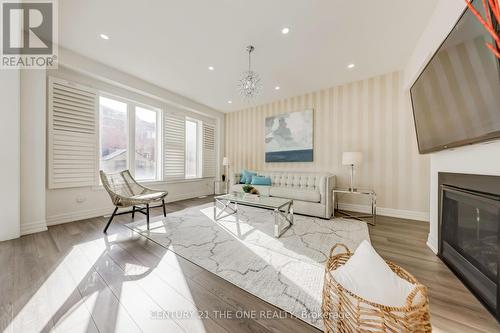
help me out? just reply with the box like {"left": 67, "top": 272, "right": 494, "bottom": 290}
{"left": 230, "top": 171, "right": 335, "bottom": 219}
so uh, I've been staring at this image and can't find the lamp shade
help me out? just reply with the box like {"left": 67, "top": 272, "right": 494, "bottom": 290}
{"left": 342, "top": 152, "right": 363, "bottom": 166}
{"left": 222, "top": 157, "right": 230, "bottom": 166}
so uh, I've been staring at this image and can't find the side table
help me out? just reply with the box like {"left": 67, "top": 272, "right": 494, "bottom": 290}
{"left": 333, "top": 188, "right": 376, "bottom": 225}
{"left": 214, "top": 180, "right": 229, "bottom": 195}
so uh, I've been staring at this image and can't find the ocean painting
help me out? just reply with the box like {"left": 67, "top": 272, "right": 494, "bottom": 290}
{"left": 265, "top": 109, "right": 313, "bottom": 162}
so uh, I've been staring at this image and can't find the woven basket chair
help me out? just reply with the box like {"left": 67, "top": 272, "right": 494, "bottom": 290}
{"left": 100, "top": 170, "right": 168, "bottom": 233}
{"left": 322, "top": 244, "right": 432, "bottom": 333}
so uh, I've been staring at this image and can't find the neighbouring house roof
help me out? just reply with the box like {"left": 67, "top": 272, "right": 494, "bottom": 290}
{"left": 102, "top": 149, "right": 126, "bottom": 161}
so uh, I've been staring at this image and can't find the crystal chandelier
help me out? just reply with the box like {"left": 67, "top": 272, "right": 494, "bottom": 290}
{"left": 238, "top": 45, "right": 262, "bottom": 99}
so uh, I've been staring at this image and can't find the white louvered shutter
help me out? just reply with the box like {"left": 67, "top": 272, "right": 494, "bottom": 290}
{"left": 202, "top": 123, "right": 216, "bottom": 178}
{"left": 164, "top": 112, "right": 185, "bottom": 180}
{"left": 47, "top": 77, "right": 98, "bottom": 189}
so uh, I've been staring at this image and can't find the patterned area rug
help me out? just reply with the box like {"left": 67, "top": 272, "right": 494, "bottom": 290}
{"left": 126, "top": 202, "right": 370, "bottom": 329}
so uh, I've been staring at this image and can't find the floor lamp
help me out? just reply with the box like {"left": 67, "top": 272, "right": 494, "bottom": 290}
{"left": 222, "top": 157, "right": 230, "bottom": 193}
{"left": 342, "top": 152, "right": 363, "bottom": 191}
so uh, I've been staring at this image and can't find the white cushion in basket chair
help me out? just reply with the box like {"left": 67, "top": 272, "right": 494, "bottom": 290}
{"left": 331, "top": 240, "right": 417, "bottom": 308}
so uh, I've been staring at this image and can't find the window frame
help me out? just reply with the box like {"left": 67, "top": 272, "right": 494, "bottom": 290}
{"left": 98, "top": 92, "right": 162, "bottom": 182}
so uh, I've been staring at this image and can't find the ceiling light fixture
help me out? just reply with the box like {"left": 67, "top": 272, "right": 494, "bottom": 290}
{"left": 100, "top": 34, "right": 109, "bottom": 40}
{"left": 208, "top": 66, "right": 214, "bottom": 71}
{"left": 238, "top": 45, "right": 262, "bottom": 100}
{"left": 228, "top": 100, "right": 233, "bottom": 104}
{"left": 281, "top": 27, "right": 290, "bottom": 34}
{"left": 275, "top": 86, "right": 280, "bottom": 90}
{"left": 347, "top": 63, "right": 355, "bottom": 69}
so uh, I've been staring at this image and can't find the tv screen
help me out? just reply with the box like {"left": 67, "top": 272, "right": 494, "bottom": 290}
{"left": 410, "top": 1, "right": 500, "bottom": 154}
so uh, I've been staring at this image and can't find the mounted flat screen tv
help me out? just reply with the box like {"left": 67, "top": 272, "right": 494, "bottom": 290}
{"left": 410, "top": 1, "right": 500, "bottom": 154}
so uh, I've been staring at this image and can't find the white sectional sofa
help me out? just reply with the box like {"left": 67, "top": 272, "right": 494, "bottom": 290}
{"left": 230, "top": 171, "right": 335, "bottom": 219}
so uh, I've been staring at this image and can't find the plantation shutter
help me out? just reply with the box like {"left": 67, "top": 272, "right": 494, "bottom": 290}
{"left": 202, "top": 123, "right": 216, "bottom": 177}
{"left": 164, "top": 111, "right": 185, "bottom": 180}
{"left": 47, "top": 77, "right": 98, "bottom": 189}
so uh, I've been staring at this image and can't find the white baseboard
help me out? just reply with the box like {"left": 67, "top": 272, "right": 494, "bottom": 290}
{"left": 337, "top": 203, "right": 429, "bottom": 222}
{"left": 20, "top": 220, "right": 48, "bottom": 235}
{"left": 46, "top": 207, "right": 112, "bottom": 226}
{"left": 46, "top": 190, "right": 212, "bottom": 226}
{"left": 426, "top": 234, "right": 438, "bottom": 254}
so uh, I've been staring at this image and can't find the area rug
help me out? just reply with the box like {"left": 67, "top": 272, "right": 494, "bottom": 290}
{"left": 126, "top": 203, "right": 370, "bottom": 329}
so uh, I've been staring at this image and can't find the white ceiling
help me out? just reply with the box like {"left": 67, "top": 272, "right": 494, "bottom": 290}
{"left": 59, "top": 0, "right": 437, "bottom": 112}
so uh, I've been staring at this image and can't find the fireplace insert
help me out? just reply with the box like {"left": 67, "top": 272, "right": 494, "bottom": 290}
{"left": 439, "top": 172, "right": 500, "bottom": 321}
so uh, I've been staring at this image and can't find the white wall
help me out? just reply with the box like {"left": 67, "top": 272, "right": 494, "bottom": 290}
{"left": 20, "top": 70, "right": 47, "bottom": 235}
{"left": 403, "top": 0, "right": 500, "bottom": 253}
{"left": 0, "top": 70, "right": 21, "bottom": 241}
{"left": 403, "top": 0, "right": 466, "bottom": 90}
{"left": 43, "top": 49, "right": 225, "bottom": 226}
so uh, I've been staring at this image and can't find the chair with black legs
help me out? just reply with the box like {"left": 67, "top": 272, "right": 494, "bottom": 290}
{"left": 100, "top": 170, "right": 168, "bottom": 233}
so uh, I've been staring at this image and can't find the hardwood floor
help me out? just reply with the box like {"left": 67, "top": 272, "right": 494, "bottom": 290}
{"left": 368, "top": 216, "right": 499, "bottom": 333}
{"left": 1, "top": 196, "right": 499, "bottom": 333}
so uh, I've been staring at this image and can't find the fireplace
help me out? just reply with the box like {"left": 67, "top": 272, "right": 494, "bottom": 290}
{"left": 439, "top": 172, "right": 500, "bottom": 321}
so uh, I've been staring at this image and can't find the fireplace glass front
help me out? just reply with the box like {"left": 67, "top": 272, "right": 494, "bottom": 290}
{"left": 441, "top": 185, "right": 500, "bottom": 315}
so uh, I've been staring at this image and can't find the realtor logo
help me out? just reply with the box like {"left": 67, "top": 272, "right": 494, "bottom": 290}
{"left": 1, "top": 0, "right": 58, "bottom": 68}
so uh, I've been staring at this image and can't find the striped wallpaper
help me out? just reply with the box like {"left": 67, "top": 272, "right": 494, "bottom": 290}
{"left": 225, "top": 71, "right": 430, "bottom": 214}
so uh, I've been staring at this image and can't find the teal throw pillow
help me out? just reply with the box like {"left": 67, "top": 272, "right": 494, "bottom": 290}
{"left": 250, "top": 176, "right": 272, "bottom": 186}
{"left": 240, "top": 170, "right": 257, "bottom": 184}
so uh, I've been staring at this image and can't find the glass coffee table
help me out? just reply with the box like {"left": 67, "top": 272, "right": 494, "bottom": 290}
{"left": 214, "top": 193, "right": 294, "bottom": 238}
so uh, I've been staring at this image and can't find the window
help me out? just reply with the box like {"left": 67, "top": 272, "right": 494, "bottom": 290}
{"left": 50, "top": 77, "right": 217, "bottom": 188}
{"left": 99, "top": 95, "right": 160, "bottom": 180}
{"left": 185, "top": 119, "right": 201, "bottom": 178}
{"left": 135, "top": 106, "right": 158, "bottom": 180}
{"left": 99, "top": 96, "right": 128, "bottom": 174}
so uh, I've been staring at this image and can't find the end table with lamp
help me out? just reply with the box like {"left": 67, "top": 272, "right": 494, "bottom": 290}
{"left": 222, "top": 156, "right": 230, "bottom": 182}
{"left": 342, "top": 151, "right": 363, "bottom": 191}
{"left": 214, "top": 180, "right": 229, "bottom": 194}
{"left": 333, "top": 188, "right": 376, "bottom": 225}
{"left": 334, "top": 152, "right": 376, "bottom": 225}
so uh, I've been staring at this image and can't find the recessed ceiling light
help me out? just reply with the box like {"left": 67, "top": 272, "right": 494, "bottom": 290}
{"left": 208, "top": 66, "right": 215, "bottom": 71}
{"left": 100, "top": 34, "right": 109, "bottom": 40}
{"left": 281, "top": 27, "right": 290, "bottom": 35}
{"left": 227, "top": 100, "right": 232, "bottom": 104}
{"left": 275, "top": 86, "right": 281, "bottom": 90}
{"left": 347, "top": 63, "right": 355, "bottom": 69}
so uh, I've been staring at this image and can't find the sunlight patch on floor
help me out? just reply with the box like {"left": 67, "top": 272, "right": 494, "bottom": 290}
{"left": 123, "top": 262, "right": 151, "bottom": 276}
{"left": 201, "top": 206, "right": 257, "bottom": 238}
{"left": 5, "top": 237, "right": 105, "bottom": 332}
{"left": 52, "top": 292, "right": 98, "bottom": 333}
{"left": 130, "top": 262, "right": 209, "bottom": 332}
{"left": 112, "top": 230, "right": 209, "bottom": 332}
{"left": 199, "top": 206, "right": 321, "bottom": 302}
{"left": 134, "top": 220, "right": 169, "bottom": 234}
